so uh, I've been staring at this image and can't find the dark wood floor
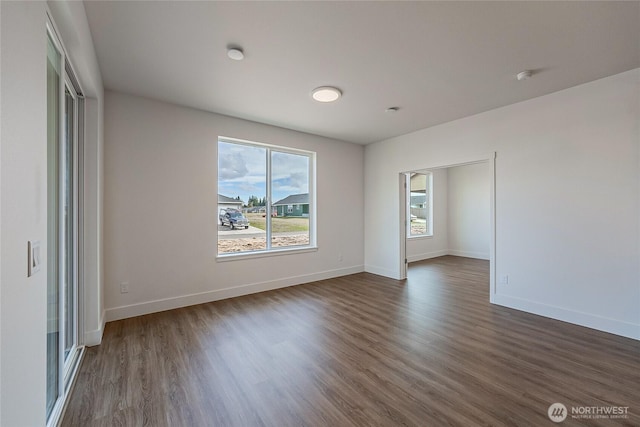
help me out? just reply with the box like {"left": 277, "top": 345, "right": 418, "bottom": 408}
{"left": 62, "top": 256, "right": 640, "bottom": 426}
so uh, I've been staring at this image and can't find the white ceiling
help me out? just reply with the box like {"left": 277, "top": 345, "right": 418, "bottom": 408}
{"left": 84, "top": 1, "right": 640, "bottom": 145}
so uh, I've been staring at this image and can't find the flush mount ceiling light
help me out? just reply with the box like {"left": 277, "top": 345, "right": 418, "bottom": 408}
{"left": 385, "top": 107, "right": 400, "bottom": 113}
{"left": 311, "top": 86, "right": 342, "bottom": 103}
{"left": 227, "top": 47, "right": 244, "bottom": 61}
{"left": 516, "top": 70, "right": 533, "bottom": 81}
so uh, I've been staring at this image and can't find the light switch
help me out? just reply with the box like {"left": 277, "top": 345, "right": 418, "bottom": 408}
{"left": 28, "top": 241, "right": 41, "bottom": 277}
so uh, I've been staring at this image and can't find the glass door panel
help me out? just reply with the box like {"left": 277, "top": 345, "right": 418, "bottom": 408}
{"left": 62, "top": 84, "right": 76, "bottom": 365}
{"left": 46, "top": 32, "right": 61, "bottom": 420}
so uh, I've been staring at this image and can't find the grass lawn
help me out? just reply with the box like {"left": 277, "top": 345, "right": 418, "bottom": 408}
{"left": 246, "top": 213, "right": 309, "bottom": 233}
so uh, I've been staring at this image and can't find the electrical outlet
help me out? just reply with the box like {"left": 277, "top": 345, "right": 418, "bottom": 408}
{"left": 338, "top": 253, "right": 343, "bottom": 262}
{"left": 499, "top": 275, "right": 509, "bottom": 285}
{"left": 120, "top": 281, "right": 130, "bottom": 294}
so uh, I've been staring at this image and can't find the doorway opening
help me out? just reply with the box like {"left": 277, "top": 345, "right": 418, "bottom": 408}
{"left": 399, "top": 154, "right": 496, "bottom": 302}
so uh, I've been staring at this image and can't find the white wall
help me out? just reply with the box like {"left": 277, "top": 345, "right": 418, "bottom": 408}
{"left": 103, "top": 91, "right": 364, "bottom": 320}
{"left": 1, "top": 6, "right": 3, "bottom": 424}
{"left": 0, "top": 1, "right": 103, "bottom": 424}
{"left": 81, "top": 97, "right": 104, "bottom": 345}
{"left": 447, "top": 163, "right": 490, "bottom": 260}
{"left": 406, "top": 169, "right": 449, "bottom": 262}
{"left": 1, "top": 3, "right": 48, "bottom": 425}
{"left": 365, "top": 69, "right": 640, "bottom": 340}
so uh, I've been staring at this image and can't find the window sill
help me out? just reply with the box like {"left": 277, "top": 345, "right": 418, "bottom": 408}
{"left": 216, "top": 246, "right": 318, "bottom": 262}
{"left": 407, "top": 234, "right": 434, "bottom": 240}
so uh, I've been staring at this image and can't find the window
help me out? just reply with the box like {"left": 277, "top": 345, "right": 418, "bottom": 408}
{"left": 217, "top": 138, "right": 315, "bottom": 256}
{"left": 407, "top": 172, "right": 432, "bottom": 237}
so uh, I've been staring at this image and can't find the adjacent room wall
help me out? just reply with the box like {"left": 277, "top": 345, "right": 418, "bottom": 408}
{"left": 447, "top": 163, "right": 490, "bottom": 260}
{"left": 103, "top": 91, "right": 365, "bottom": 320}
{"left": 365, "top": 69, "right": 640, "bottom": 339}
{"left": 406, "top": 169, "right": 448, "bottom": 262}
{"left": 406, "top": 163, "right": 491, "bottom": 262}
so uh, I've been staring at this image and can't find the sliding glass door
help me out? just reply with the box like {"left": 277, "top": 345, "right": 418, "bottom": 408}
{"left": 47, "top": 22, "right": 83, "bottom": 424}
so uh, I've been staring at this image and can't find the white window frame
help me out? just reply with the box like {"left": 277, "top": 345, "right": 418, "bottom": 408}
{"left": 406, "top": 171, "right": 433, "bottom": 239}
{"left": 216, "top": 137, "right": 317, "bottom": 261}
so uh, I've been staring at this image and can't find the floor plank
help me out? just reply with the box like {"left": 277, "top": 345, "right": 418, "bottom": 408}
{"left": 62, "top": 256, "right": 640, "bottom": 426}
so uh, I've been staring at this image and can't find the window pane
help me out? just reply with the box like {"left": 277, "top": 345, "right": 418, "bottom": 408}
{"left": 46, "top": 33, "right": 61, "bottom": 419}
{"left": 217, "top": 141, "right": 266, "bottom": 254}
{"left": 63, "top": 85, "right": 75, "bottom": 362}
{"left": 271, "top": 151, "right": 309, "bottom": 248}
{"left": 409, "top": 173, "right": 431, "bottom": 236}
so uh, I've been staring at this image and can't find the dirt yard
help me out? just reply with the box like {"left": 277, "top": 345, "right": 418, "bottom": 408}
{"left": 411, "top": 221, "right": 427, "bottom": 234}
{"left": 218, "top": 213, "right": 310, "bottom": 253}
{"left": 218, "top": 234, "right": 310, "bottom": 253}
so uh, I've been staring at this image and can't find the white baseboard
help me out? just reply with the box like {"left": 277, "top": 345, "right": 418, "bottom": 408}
{"left": 364, "top": 264, "right": 402, "bottom": 280}
{"left": 447, "top": 249, "right": 490, "bottom": 260}
{"left": 406, "top": 249, "right": 489, "bottom": 263}
{"left": 493, "top": 293, "right": 640, "bottom": 341}
{"left": 106, "top": 265, "right": 364, "bottom": 322}
{"left": 407, "top": 249, "right": 449, "bottom": 263}
{"left": 84, "top": 310, "right": 106, "bottom": 346}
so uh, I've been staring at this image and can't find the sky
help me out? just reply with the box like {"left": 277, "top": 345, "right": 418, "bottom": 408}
{"left": 218, "top": 141, "right": 310, "bottom": 205}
